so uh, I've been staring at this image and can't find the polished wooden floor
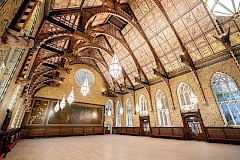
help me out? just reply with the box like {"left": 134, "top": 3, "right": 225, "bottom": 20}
{"left": 6, "top": 135, "right": 240, "bottom": 160}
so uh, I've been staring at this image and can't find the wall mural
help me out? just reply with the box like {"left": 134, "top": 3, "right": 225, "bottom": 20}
{"left": 28, "top": 99, "right": 49, "bottom": 125}
{"left": 48, "top": 101, "right": 104, "bottom": 126}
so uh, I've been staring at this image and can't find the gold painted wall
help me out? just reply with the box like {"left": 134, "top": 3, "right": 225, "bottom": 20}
{"left": 35, "top": 64, "right": 109, "bottom": 105}
{"left": 116, "top": 58, "right": 239, "bottom": 128}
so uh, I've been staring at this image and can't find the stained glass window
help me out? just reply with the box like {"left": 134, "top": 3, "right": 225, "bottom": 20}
{"left": 177, "top": 82, "right": 198, "bottom": 110}
{"left": 75, "top": 69, "right": 95, "bottom": 87}
{"left": 126, "top": 99, "right": 133, "bottom": 127}
{"left": 116, "top": 101, "right": 122, "bottom": 127}
{"left": 212, "top": 73, "right": 240, "bottom": 125}
{"left": 105, "top": 99, "right": 113, "bottom": 115}
{"left": 139, "top": 94, "right": 148, "bottom": 115}
{"left": 156, "top": 89, "right": 171, "bottom": 126}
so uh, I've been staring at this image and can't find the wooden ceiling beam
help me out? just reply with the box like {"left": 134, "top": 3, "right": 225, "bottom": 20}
{"left": 40, "top": 44, "right": 65, "bottom": 55}
{"left": 45, "top": 16, "right": 75, "bottom": 33}
{"left": 125, "top": 4, "right": 168, "bottom": 79}
{"left": 153, "top": 0, "right": 208, "bottom": 105}
{"left": 49, "top": 8, "right": 81, "bottom": 16}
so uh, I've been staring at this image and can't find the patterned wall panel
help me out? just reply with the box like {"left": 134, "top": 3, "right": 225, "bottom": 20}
{"left": 0, "top": 0, "right": 23, "bottom": 36}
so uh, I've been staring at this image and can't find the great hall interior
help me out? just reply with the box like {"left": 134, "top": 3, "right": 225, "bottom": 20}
{"left": 0, "top": 0, "right": 240, "bottom": 159}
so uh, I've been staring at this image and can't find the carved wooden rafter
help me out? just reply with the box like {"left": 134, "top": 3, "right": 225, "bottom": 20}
{"left": 89, "top": 24, "right": 148, "bottom": 82}
{"left": 153, "top": 0, "right": 208, "bottom": 106}
{"left": 213, "top": 28, "right": 240, "bottom": 71}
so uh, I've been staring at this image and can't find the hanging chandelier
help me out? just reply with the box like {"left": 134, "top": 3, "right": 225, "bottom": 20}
{"left": 67, "top": 87, "right": 74, "bottom": 105}
{"left": 81, "top": 77, "right": 90, "bottom": 96}
{"left": 109, "top": 54, "right": 122, "bottom": 79}
{"left": 60, "top": 96, "right": 66, "bottom": 109}
{"left": 54, "top": 100, "right": 60, "bottom": 112}
{"left": 205, "top": 0, "right": 240, "bottom": 19}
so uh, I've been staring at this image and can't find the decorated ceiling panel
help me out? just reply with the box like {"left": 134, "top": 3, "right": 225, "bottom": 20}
{"left": 53, "top": 0, "right": 84, "bottom": 9}
{"left": 26, "top": 0, "right": 240, "bottom": 96}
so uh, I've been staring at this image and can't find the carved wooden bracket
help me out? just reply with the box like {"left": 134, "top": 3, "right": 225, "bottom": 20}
{"left": 0, "top": 28, "right": 34, "bottom": 50}
{"left": 180, "top": 52, "right": 208, "bottom": 105}
{"left": 214, "top": 27, "right": 240, "bottom": 71}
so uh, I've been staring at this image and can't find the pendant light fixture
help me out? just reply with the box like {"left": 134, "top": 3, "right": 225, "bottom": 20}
{"left": 60, "top": 96, "right": 66, "bottom": 109}
{"left": 205, "top": 0, "right": 240, "bottom": 19}
{"left": 109, "top": 54, "right": 122, "bottom": 79}
{"left": 81, "top": 76, "right": 90, "bottom": 96}
{"left": 67, "top": 87, "right": 74, "bottom": 105}
{"left": 54, "top": 100, "right": 60, "bottom": 112}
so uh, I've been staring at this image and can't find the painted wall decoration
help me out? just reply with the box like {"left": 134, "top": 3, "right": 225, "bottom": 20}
{"left": 28, "top": 99, "right": 49, "bottom": 125}
{"left": 0, "top": 0, "right": 24, "bottom": 36}
{"left": 48, "top": 101, "right": 104, "bottom": 126}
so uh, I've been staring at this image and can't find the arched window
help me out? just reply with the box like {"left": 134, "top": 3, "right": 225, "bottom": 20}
{"left": 156, "top": 89, "right": 171, "bottom": 126}
{"left": 212, "top": 73, "right": 240, "bottom": 125}
{"left": 139, "top": 94, "right": 148, "bottom": 115}
{"left": 126, "top": 99, "right": 133, "bottom": 127}
{"left": 105, "top": 99, "right": 113, "bottom": 116}
{"left": 116, "top": 101, "right": 122, "bottom": 127}
{"left": 177, "top": 82, "right": 198, "bottom": 110}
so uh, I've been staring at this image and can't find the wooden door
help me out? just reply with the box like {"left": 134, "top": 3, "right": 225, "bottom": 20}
{"left": 139, "top": 116, "right": 150, "bottom": 136}
{"left": 181, "top": 110, "right": 206, "bottom": 141}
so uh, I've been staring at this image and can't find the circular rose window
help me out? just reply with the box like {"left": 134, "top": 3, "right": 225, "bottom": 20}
{"left": 75, "top": 69, "right": 95, "bottom": 87}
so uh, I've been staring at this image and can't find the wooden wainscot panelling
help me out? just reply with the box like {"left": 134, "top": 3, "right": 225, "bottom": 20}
{"left": 206, "top": 127, "right": 240, "bottom": 144}
{"left": 84, "top": 127, "right": 94, "bottom": 135}
{"left": 72, "top": 128, "right": 84, "bottom": 135}
{"left": 114, "top": 127, "right": 140, "bottom": 136}
{"left": 150, "top": 127, "right": 184, "bottom": 139}
{"left": 21, "top": 126, "right": 105, "bottom": 138}
{"left": 94, "top": 127, "right": 104, "bottom": 134}
{"left": 46, "top": 128, "right": 61, "bottom": 137}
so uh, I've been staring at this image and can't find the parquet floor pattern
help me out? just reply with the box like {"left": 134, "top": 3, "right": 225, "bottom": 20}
{"left": 6, "top": 135, "right": 240, "bottom": 160}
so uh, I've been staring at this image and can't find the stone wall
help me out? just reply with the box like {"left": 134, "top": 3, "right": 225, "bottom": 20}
{"left": 116, "top": 58, "right": 239, "bottom": 128}
{"left": 35, "top": 64, "right": 109, "bottom": 105}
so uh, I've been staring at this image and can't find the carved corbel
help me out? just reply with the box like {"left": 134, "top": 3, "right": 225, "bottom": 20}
{"left": 102, "top": 88, "right": 117, "bottom": 98}
{"left": 57, "top": 66, "right": 72, "bottom": 74}
{"left": 213, "top": 28, "right": 240, "bottom": 71}
{"left": 52, "top": 76, "right": 65, "bottom": 83}
{"left": 16, "top": 77, "right": 30, "bottom": 86}
{"left": 99, "top": 0, "right": 120, "bottom": 10}
{"left": 0, "top": 28, "right": 34, "bottom": 50}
